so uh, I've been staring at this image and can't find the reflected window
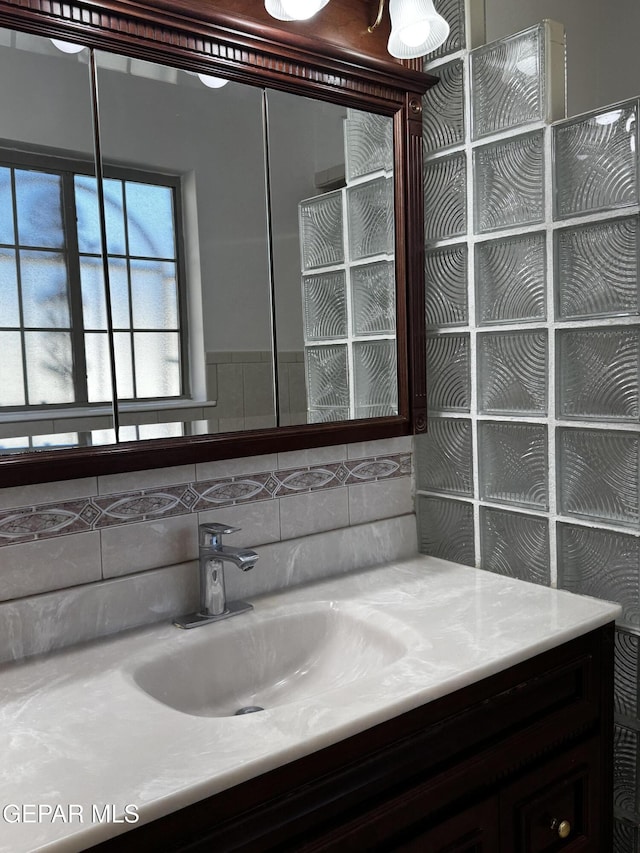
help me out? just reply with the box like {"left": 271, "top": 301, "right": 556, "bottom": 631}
{"left": 0, "top": 150, "right": 185, "bottom": 414}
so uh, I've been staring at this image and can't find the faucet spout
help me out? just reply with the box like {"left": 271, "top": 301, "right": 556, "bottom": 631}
{"left": 174, "top": 523, "right": 258, "bottom": 629}
{"left": 203, "top": 543, "right": 258, "bottom": 572}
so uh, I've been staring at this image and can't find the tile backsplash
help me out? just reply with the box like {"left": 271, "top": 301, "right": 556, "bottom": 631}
{"left": 0, "top": 436, "right": 416, "bottom": 663}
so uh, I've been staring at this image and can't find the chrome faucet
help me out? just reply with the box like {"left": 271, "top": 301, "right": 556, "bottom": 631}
{"left": 174, "top": 523, "right": 259, "bottom": 629}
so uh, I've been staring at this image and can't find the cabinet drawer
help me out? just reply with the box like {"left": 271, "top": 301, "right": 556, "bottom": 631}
{"left": 501, "top": 737, "right": 601, "bottom": 852}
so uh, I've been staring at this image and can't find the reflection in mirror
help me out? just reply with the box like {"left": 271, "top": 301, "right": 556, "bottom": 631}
{"left": 0, "top": 32, "right": 401, "bottom": 459}
{"left": 266, "top": 89, "right": 396, "bottom": 424}
{"left": 93, "top": 52, "right": 276, "bottom": 439}
{"left": 0, "top": 27, "right": 113, "bottom": 454}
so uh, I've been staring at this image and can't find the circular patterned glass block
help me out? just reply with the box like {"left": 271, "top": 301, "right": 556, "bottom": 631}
{"left": 478, "top": 421, "right": 548, "bottom": 510}
{"left": 557, "top": 327, "right": 640, "bottom": 421}
{"left": 475, "top": 232, "right": 546, "bottom": 324}
{"left": 299, "top": 191, "right": 344, "bottom": 271}
{"left": 480, "top": 506, "right": 550, "bottom": 586}
{"left": 426, "top": 334, "right": 470, "bottom": 412}
{"left": 425, "top": 244, "right": 468, "bottom": 328}
{"left": 424, "top": 153, "right": 467, "bottom": 242}
{"left": 302, "top": 271, "right": 347, "bottom": 341}
{"left": 471, "top": 24, "right": 545, "bottom": 140}
{"left": 345, "top": 109, "right": 393, "bottom": 180}
{"left": 473, "top": 131, "right": 544, "bottom": 234}
{"left": 558, "top": 523, "right": 640, "bottom": 629}
{"left": 555, "top": 217, "right": 640, "bottom": 319}
{"left": 423, "top": 59, "right": 465, "bottom": 153}
{"left": 351, "top": 261, "right": 395, "bottom": 336}
{"left": 415, "top": 419, "right": 472, "bottom": 496}
{"left": 478, "top": 330, "right": 547, "bottom": 416}
{"left": 416, "top": 494, "right": 475, "bottom": 566}
{"left": 557, "top": 428, "right": 639, "bottom": 527}
{"left": 554, "top": 101, "right": 639, "bottom": 219}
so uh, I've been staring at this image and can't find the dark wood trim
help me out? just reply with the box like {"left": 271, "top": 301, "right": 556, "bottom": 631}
{"left": 0, "top": 417, "right": 411, "bottom": 485}
{"left": 0, "top": 0, "right": 436, "bottom": 486}
{"left": 405, "top": 90, "right": 427, "bottom": 433}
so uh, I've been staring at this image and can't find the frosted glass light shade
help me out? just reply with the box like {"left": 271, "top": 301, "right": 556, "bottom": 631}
{"left": 388, "top": 0, "right": 450, "bottom": 59}
{"left": 265, "top": 0, "right": 329, "bottom": 21}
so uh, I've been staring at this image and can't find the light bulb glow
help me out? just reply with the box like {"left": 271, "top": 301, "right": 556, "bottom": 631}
{"left": 387, "top": 0, "right": 449, "bottom": 59}
{"left": 398, "top": 20, "right": 430, "bottom": 47}
{"left": 268, "top": 0, "right": 329, "bottom": 21}
{"left": 281, "top": 0, "right": 321, "bottom": 19}
{"left": 197, "top": 73, "right": 228, "bottom": 89}
{"left": 50, "top": 38, "right": 85, "bottom": 54}
{"left": 595, "top": 109, "right": 623, "bottom": 126}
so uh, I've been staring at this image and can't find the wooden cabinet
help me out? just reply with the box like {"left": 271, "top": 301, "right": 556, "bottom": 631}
{"left": 91, "top": 624, "right": 615, "bottom": 853}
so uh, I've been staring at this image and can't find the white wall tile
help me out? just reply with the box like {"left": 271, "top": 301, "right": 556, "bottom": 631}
{"left": 196, "top": 454, "right": 279, "bottom": 480}
{"left": 98, "top": 465, "right": 196, "bottom": 496}
{"left": 277, "top": 444, "right": 348, "bottom": 469}
{"left": 348, "top": 477, "right": 414, "bottom": 526}
{"left": 198, "top": 500, "right": 281, "bottom": 548}
{"left": 0, "top": 532, "right": 102, "bottom": 601}
{"left": 0, "top": 561, "right": 198, "bottom": 664}
{"left": 224, "top": 514, "right": 417, "bottom": 601}
{"left": 347, "top": 436, "right": 413, "bottom": 460}
{"left": 279, "top": 488, "right": 349, "bottom": 540}
{"left": 0, "top": 478, "right": 98, "bottom": 510}
{"left": 101, "top": 514, "right": 198, "bottom": 578}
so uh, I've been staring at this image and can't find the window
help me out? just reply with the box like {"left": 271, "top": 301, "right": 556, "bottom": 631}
{"left": 0, "top": 149, "right": 185, "bottom": 411}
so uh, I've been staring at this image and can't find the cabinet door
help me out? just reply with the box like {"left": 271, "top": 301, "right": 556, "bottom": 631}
{"left": 500, "top": 737, "right": 603, "bottom": 852}
{"left": 392, "top": 798, "right": 500, "bottom": 852}
{"left": 298, "top": 797, "right": 500, "bottom": 852}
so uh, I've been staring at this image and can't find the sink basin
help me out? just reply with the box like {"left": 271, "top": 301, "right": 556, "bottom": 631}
{"left": 131, "top": 602, "right": 407, "bottom": 717}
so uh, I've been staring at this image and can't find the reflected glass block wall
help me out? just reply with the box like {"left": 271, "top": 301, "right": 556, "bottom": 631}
{"left": 299, "top": 111, "right": 397, "bottom": 422}
{"left": 416, "top": 2, "right": 640, "bottom": 847}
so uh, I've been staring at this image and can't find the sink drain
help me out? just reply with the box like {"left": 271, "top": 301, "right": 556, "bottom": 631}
{"left": 234, "top": 705, "right": 264, "bottom": 715}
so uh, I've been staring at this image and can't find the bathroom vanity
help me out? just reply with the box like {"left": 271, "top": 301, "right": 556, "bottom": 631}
{"left": 90, "top": 627, "right": 613, "bottom": 852}
{"left": 0, "top": 557, "right": 620, "bottom": 853}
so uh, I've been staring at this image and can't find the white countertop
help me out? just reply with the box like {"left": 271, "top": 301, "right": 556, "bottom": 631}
{"left": 0, "top": 556, "right": 621, "bottom": 852}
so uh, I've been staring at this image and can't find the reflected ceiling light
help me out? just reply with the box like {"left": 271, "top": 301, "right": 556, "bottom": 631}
{"left": 595, "top": 109, "right": 623, "bottom": 126}
{"left": 186, "top": 70, "right": 229, "bottom": 89}
{"left": 265, "top": 0, "right": 330, "bottom": 22}
{"left": 196, "top": 73, "right": 229, "bottom": 89}
{"left": 386, "top": 0, "right": 449, "bottom": 58}
{"left": 50, "top": 38, "right": 85, "bottom": 54}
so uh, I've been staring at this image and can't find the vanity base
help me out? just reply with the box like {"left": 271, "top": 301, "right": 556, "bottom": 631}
{"left": 90, "top": 622, "right": 615, "bottom": 852}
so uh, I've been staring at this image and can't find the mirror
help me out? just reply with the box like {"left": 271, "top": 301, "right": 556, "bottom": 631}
{"left": 0, "top": 28, "right": 114, "bottom": 452}
{"left": 0, "top": 0, "right": 430, "bottom": 485}
{"left": 93, "top": 51, "right": 277, "bottom": 441}
{"left": 0, "top": 31, "right": 397, "bottom": 452}
{"left": 267, "top": 88, "right": 397, "bottom": 424}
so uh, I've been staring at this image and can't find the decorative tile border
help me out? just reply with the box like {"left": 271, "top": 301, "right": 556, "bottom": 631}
{"left": 0, "top": 453, "right": 411, "bottom": 547}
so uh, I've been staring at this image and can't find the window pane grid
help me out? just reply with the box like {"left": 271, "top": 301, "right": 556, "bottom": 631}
{"left": 102, "top": 177, "right": 182, "bottom": 401}
{"left": 0, "top": 157, "right": 184, "bottom": 411}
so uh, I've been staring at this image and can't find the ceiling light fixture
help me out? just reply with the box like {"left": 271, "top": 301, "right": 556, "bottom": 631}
{"left": 384, "top": 0, "right": 449, "bottom": 59}
{"left": 265, "top": 0, "right": 448, "bottom": 59}
{"left": 265, "top": 0, "right": 330, "bottom": 21}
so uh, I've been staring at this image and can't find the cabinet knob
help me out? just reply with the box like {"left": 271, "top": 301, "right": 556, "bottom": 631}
{"left": 550, "top": 818, "right": 571, "bottom": 839}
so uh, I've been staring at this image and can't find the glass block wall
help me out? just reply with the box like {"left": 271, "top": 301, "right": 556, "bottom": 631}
{"left": 417, "top": 2, "right": 640, "bottom": 847}
{"left": 299, "top": 110, "right": 397, "bottom": 422}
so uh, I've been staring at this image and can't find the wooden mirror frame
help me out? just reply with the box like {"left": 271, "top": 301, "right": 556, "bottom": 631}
{"left": 0, "top": 0, "right": 435, "bottom": 486}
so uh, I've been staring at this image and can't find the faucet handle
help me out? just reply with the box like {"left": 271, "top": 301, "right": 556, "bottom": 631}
{"left": 199, "top": 522, "right": 240, "bottom": 547}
